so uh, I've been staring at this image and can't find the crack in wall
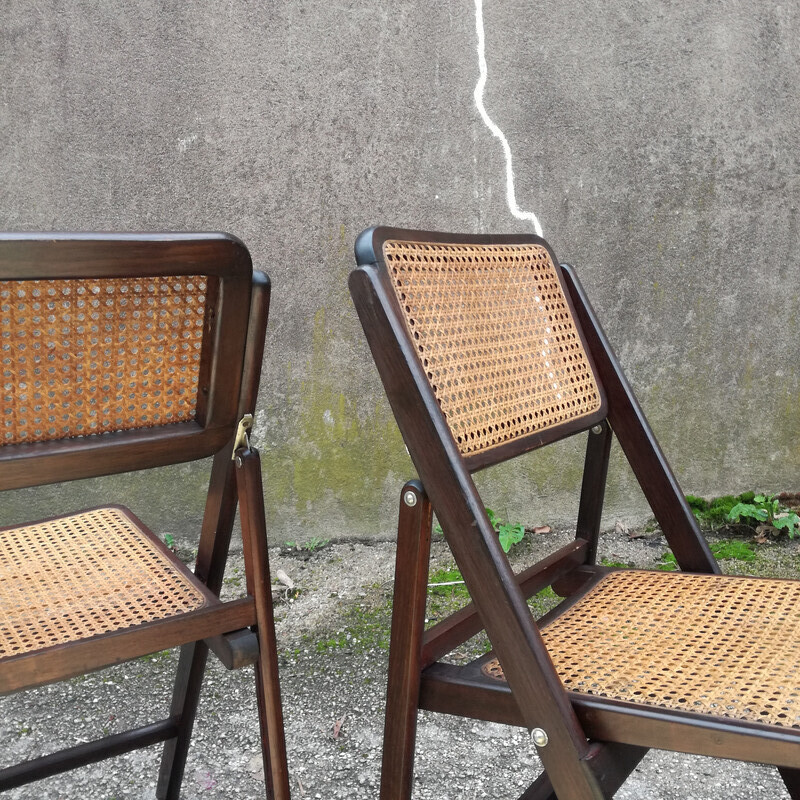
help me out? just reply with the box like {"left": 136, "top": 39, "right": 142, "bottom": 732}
{"left": 473, "top": 0, "right": 543, "bottom": 237}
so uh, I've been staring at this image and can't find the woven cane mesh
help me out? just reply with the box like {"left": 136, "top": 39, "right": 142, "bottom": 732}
{"left": 383, "top": 240, "right": 602, "bottom": 457}
{"left": 482, "top": 570, "right": 800, "bottom": 728}
{"left": 1, "top": 276, "right": 209, "bottom": 445}
{"left": 0, "top": 507, "right": 207, "bottom": 659}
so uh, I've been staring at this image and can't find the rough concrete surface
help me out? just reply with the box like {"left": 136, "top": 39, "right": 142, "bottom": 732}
{"left": 2, "top": 529, "right": 798, "bottom": 799}
{"left": 2, "top": 1, "right": 799, "bottom": 543}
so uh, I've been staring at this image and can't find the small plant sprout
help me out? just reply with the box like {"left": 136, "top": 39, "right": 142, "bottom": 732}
{"left": 485, "top": 508, "right": 527, "bottom": 553}
{"left": 727, "top": 494, "right": 800, "bottom": 539}
{"left": 496, "top": 520, "right": 525, "bottom": 553}
{"left": 437, "top": 507, "right": 530, "bottom": 553}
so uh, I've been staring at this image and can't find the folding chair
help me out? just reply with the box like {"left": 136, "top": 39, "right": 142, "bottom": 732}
{"left": 350, "top": 226, "right": 800, "bottom": 800}
{"left": 0, "top": 233, "right": 289, "bottom": 799}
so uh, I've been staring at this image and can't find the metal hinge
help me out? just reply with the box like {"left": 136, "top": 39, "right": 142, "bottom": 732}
{"left": 232, "top": 413, "right": 253, "bottom": 458}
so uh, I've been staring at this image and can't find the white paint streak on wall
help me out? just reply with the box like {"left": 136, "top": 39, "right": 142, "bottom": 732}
{"left": 473, "top": 0, "right": 543, "bottom": 237}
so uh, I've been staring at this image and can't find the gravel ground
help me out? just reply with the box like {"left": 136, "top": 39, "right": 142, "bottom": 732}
{"left": 2, "top": 526, "right": 799, "bottom": 799}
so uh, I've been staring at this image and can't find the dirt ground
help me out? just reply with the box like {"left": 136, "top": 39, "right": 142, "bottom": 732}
{"left": 1, "top": 523, "right": 799, "bottom": 799}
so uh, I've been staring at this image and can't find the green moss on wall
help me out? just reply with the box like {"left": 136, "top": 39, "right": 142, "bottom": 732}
{"left": 265, "top": 307, "right": 411, "bottom": 529}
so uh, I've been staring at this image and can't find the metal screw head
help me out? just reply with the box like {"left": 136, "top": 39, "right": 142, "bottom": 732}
{"left": 403, "top": 490, "right": 418, "bottom": 507}
{"left": 531, "top": 728, "right": 549, "bottom": 748}
{"left": 591, "top": 424, "right": 604, "bottom": 435}
{"left": 235, "top": 455, "right": 243, "bottom": 468}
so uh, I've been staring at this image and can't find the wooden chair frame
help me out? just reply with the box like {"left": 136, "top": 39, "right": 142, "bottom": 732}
{"left": 0, "top": 233, "right": 289, "bottom": 799}
{"left": 350, "top": 225, "right": 800, "bottom": 800}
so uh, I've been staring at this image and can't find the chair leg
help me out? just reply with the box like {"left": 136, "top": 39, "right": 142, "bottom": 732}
{"left": 575, "top": 420, "right": 612, "bottom": 564}
{"left": 518, "top": 772, "right": 557, "bottom": 800}
{"left": 380, "top": 481, "right": 433, "bottom": 800}
{"left": 157, "top": 641, "right": 210, "bottom": 800}
{"left": 234, "top": 446, "right": 291, "bottom": 800}
{"left": 517, "top": 742, "right": 647, "bottom": 800}
{"left": 779, "top": 767, "right": 800, "bottom": 799}
{"left": 157, "top": 449, "right": 239, "bottom": 799}
{"left": 254, "top": 640, "right": 291, "bottom": 800}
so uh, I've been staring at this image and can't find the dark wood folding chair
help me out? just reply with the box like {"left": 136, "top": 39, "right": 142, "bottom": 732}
{"left": 0, "top": 233, "right": 289, "bottom": 799}
{"left": 350, "top": 226, "right": 800, "bottom": 800}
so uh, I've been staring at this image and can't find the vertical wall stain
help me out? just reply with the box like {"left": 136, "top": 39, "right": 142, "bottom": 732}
{"left": 265, "top": 307, "right": 411, "bottom": 531}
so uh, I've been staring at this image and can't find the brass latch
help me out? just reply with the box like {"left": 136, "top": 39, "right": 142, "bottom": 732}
{"left": 232, "top": 414, "right": 253, "bottom": 458}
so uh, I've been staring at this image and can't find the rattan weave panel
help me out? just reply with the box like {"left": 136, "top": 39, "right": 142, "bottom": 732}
{"left": 1, "top": 276, "right": 209, "bottom": 445}
{"left": 383, "top": 240, "right": 602, "bottom": 457}
{"left": 0, "top": 507, "right": 207, "bottom": 659}
{"left": 483, "top": 570, "right": 800, "bottom": 728}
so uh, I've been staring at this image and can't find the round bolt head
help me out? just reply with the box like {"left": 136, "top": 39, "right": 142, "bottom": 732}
{"left": 403, "top": 490, "right": 418, "bottom": 507}
{"left": 531, "top": 728, "right": 549, "bottom": 748}
{"left": 591, "top": 424, "right": 604, "bottom": 435}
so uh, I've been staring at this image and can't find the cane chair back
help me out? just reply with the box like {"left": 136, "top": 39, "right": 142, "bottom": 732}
{"left": 380, "top": 236, "right": 604, "bottom": 466}
{"left": 0, "top": 233, "right": 289, "bottom": 800}
{"left": 350, "top": 225, "right": 800, "bottom": 800}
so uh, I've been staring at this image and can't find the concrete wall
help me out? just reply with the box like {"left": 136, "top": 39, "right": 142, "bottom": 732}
{"left": 2, "top": 1, "right": 799, "bottom": 542}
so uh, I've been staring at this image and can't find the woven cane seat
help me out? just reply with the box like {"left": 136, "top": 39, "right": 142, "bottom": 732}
{"left": 481, "top": 569, "right": 800, "bottom": 728}
{"left": 0, "top": 506, "right": 208, "bottom": 659}
{"left": 382, "top": 239, "right": 602, "bottom": 457}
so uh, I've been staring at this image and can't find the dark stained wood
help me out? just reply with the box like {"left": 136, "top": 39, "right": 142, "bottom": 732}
{"left": 0, "top": 423, "right": 230, "bottom": 491}
{"left": 421, "top": 539, "right": 588, "bottom": 668}
{"left": 515, "top": 742, "right": 647, "bottom": 800}
{"left": 561, "top": 264, "right": 719, "bottom": 575}
{"left": 0, "top": 598, "right": 256, "bottom": 695}
{"left": 0, "top": 232, "right": 252, "bottom": 280}
{"left": 239, "top": 271, "right": 272, "bottom": 415}
{"left": 380, "top": 481, "right": 433, "bottom": 800}
{"left": 235, "top": 446, "right": 291, "bottom": 800}
{"left": 419, "top": 661, "right": 521, "bottom": 726}
{"left": 420, "top": 658, "right": 800, "bottom": 769}
{"left": 778, "top": 767, "right": 800, "bottom": 799}
{"left": 0, "top": 719, "right": 179, "bottom": 791}
{"left": 159, "top": 269, "right": 283, "bottom": 800}
{"left": 157, "top": 447, "right": 240, "bottom": 797}
{"left": 574, "top": 695, "right": 800, "bottom": 769}
{"left": 206, "top": 628, "right": 260, "bottom": 670}
{"left": 575, "top": 420, "right": 613, "bottom": 564}
{"left": 158, "top": 642, "right": 210, "bottom": 800}
{"left": 0, "top": 233, "right": 253, "bottom": 491}
{"left": 355, "top": 226, "right": 608, "bottom": 474}
{"left": 463, "top": 411, "right": 607, "bottom": 473}
{"left": 579, "top": 742, "right": 649, "bottom": 799}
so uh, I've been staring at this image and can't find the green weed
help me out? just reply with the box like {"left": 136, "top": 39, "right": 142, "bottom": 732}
{"left": 685, "top": 494, "right": 739, "bottom": 528}
{"left": 427, "top": 567, "right": 469, "bottom": 599}
{"left": 658, "top": 539, "right": 756, "bottom": 571}
{"left": 600, "top": 557, "right": 630, "bottom": 569}
{"left": 285, "top": 537, "right": 331, "bottom": 554}
{"left": 436, "top": 507, "right": 528, "bottom": 553}
{"left": 727, "top": 494, "right": 800, "bottom": 538}
{"left": 710, "top": 540, "right": 756, "bottom": 562}
{"left": 657, "top": 552, "right": 678, "bottom": 571}
{"left": 313, "top": 600, "right": 392, "bottom": 654}
{"left": 687, "top": 492, "right": 800, "bottom": 538}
